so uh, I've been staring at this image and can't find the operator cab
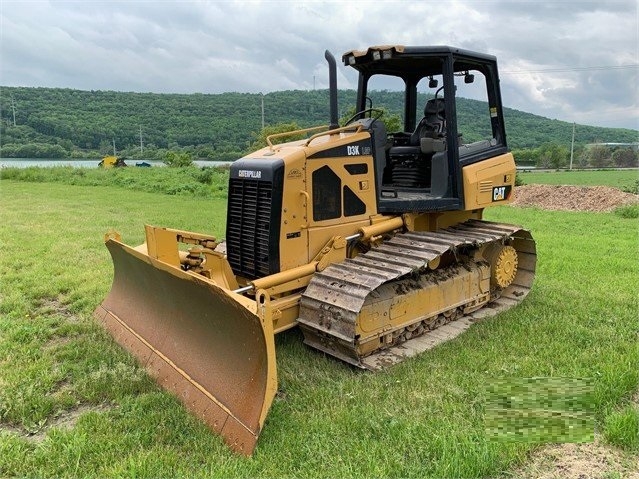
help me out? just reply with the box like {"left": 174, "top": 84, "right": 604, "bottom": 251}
{"left": 342, "top": 46, "right": 509, "bottom": 213}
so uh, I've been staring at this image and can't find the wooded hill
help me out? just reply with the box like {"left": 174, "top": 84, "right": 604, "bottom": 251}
{"left": 1, "top": 86, "right": 637, "bottom": 161}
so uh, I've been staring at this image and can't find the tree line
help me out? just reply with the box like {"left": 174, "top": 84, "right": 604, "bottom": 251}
{"left": 1, "top": 86, "right": 637, "bottom": 165}
{"left": 513, "top": 143, "right": 638, "bottom": 169}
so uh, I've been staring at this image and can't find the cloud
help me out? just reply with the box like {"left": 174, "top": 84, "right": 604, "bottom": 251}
{"left": 1, "top": 0, "right": 637, "bottom": 129}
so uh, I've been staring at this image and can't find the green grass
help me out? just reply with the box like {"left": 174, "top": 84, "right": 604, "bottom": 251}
{"left": 614, "top": 204, "right": 639, "bottom": 219}
{"left": 518, "top": 168, "right": 638, "bottom": 189}
{"left": 603, "top": 404, "right": 639, "bottom": 451}
{"left": 0, "top": 165, "right": 230, "bottom": 199}
{"left": 1, "top": 178, "right": 638, "bottom": 478}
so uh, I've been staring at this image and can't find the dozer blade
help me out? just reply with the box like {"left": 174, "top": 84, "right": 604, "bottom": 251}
{"left": 94, "top": 239, "right": 277, "bottom": 456}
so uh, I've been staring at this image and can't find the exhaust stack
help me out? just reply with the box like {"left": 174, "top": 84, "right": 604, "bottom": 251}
{"left": 325, "top": 50, "right": 339, "bottom": 130}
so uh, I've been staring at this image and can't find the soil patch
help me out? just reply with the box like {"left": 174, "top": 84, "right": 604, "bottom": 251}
{"left": 506, "top": 439, "right": 639, "bottom": 479}
{"left": 0, "top": 403, "right": 113, "bottom": 443}
{"left": 38, "top": 297, "right": 80, "bottom": 322}
{"left": 512, "top": 185, "right": 638, "bottom": 212}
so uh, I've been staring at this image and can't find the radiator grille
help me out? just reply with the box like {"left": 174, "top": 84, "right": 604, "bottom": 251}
{"left": 226, "top": 179, "right": 274, "bottom": 279}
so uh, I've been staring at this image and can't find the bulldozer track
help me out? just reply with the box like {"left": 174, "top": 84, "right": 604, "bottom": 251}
{"left": 358, "top": 295, "right": 524, "bottom": 370}
{"left": 298, "top": 219, "right": 536, "bottom": 369}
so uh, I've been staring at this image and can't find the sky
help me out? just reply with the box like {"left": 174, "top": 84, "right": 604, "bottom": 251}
{"left": 1, "top": 0, "right": 637, "bottom": 130}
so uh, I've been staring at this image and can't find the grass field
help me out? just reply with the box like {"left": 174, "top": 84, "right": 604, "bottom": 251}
{"left": 2, "top": 165, "right": 637, "bottom": 196}
{"left": 1, "top": 169, "right": 638, "bottom": 478}
{"left": 0, "top": 165, "right": 230, "bottom": 199}
{"left": 518, "top": 169, "right": 638, "bottom": 190}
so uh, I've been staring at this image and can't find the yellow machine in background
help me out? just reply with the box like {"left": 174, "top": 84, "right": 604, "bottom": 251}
{"left": 98, "top": 155, "right": 127, "bottom": 168}
{"left": 95, "top": 46, "right": 536, "bottom": 455}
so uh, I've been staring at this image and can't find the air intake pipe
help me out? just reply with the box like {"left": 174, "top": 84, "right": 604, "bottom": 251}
{"left": 325, "top": 50, "right": 339, "bottom": 130}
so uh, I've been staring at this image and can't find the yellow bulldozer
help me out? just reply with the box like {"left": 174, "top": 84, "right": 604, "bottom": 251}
{"left": 94, "top": 45, "right": 536, "bottom": 455}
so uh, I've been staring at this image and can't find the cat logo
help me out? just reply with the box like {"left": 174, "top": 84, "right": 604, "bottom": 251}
{"left": 492, "top": 186, "right": 510, "bottom": 201}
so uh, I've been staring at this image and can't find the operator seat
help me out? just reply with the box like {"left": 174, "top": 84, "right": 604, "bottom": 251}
{"left": 420, "top": 97, "right": 446, "bottom": 137}
{"left": 385, "top": 98, "right": 446, "bottom": 188}
{"left": 389, "top": 97, "right": 446, "bottom": 157}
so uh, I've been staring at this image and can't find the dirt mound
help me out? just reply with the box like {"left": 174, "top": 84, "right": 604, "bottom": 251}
{"left": 511, "top": 185, "right": 639, "bottom": 212}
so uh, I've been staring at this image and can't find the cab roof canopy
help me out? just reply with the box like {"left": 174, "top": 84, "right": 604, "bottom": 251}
{"left": 341, "top": 45, "right": 497, "bottom": 77}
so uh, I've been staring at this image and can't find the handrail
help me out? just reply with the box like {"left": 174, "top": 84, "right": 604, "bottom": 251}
{"left": 304, "top": 123, "right": 364, "bottom": 147}
{"left": 266, "top": 125, "right": 329, "bottom": 149}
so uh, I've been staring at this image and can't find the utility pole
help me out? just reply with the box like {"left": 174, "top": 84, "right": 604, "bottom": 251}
{"left": 139, "top": 125, "right": 144, "bottom": 155}
{"left": 10, "top": 96, "right": 16, "bottom": 126}
{"left": 569, "top": 122, "right": 575, "bottom": 170}
{"left": 261, "top": 94, "right": 265, "bottom": 130}
{"left": 112, "top": 138, "right": 116, "bottom": 156}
